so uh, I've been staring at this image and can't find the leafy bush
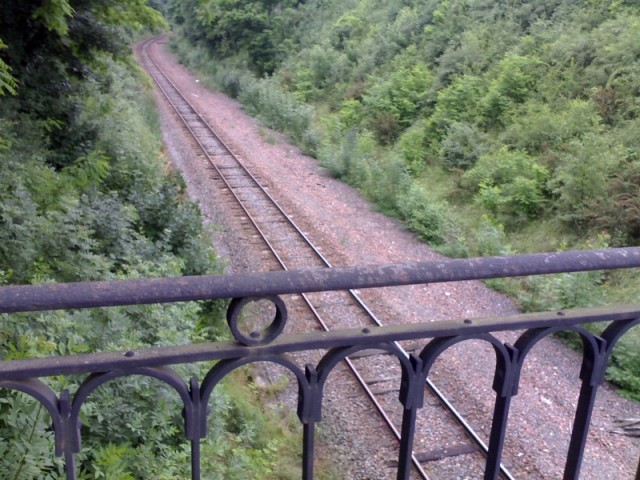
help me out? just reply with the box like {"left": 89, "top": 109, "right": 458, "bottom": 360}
{"left": 607, "top": 328, "right": 640, "bottom": 401}
{"left": 549, "top": 134, "right": 623, "bottom": 230}
{"left": 238, "top": 75, "right": 316, "bottom": 150}
{"left": 395, "top": 120, "right": 429, "bottom": 176}
{"left": 516, "top": 270, "right": 605, "bottom": 313}
{"left": 471, "top": 216, "right": 513, "bottom": 257}
{"left": 331, "top": 13, "right": 366, "bottom": 50}
{"left": 397, "top": 183, "right": 449, "bottom": 244}
{"left": 463, "top": 147, "right": 550, "bottom": 223}
{"left": 362, "top": 153, "right": 410, "bottom": 215}
{"left": 319, "top": 128, "right": 376, "bottom": 187}
{"left": 338, "top": 99, "right": 365, "bottom": 129}
{"left": 441, "top": 121, "right": 490, "bottom": 170}
{"left": 501, "top": 99, "right": 602, "bottom": 154}
{"left": 482, "top": 54, "right": 545, "bottom": 126}
{"left": 362, "top": 52, "right": 433, "bottom": 143}
{"left": 0, "top": 32, "right": 240, "bottom": 477}
{"left": 287, "top": 45, "right": 350, "bottom": 101}
{"left": 427, "top": 75, "right": 486, "bottom": 139}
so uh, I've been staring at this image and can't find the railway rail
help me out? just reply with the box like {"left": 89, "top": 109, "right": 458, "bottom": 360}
{"left": 139, "top": 36, "right": 514, "bottom": 479}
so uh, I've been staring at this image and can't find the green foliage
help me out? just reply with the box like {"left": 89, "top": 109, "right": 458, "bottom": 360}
{"left": 32, "top": 0, "right": 74, "bottom": 36}
{"left": 0, "top": 1, "right": 166, "bottom": 172}
{"left": 286, "top": 45, "right": 351, "bottom": 102}
{"left": 319, "top": 127, "right": 410, "bottom": 214}
{"left": 606, "top": 328, "right": 640, "bottom": 401}
{"left": 174, "top": 0, "right": 302, "bottom": 75}
{"left": 501, "top": 99, "right": 602, "bottom": 154}
{"left": 0, "top": 9, "right": 236, "bottom": 475}
{"left": 440, "top": 121, "right": 490, "bottom": 170}
{"left": 319, "top": 128, "right": 375, "bottom": 184}
{"left": 364, "top": 153, "right": 410, "bottom": 215}
{"left": 427, "top": 75, "right": 486, "bottom": 139}
{"left": 470, "top": 216, "right": 513, "bottom": 257}
{"left": 362, "top": 52, "right": 433, "bottom": 143}
{"left": 516, "top": 271, "right": 605, "bottom": 313}
{"left": 397, "top": 184, "right": 449, "bottom": 245}
{"left": 0, "top": 39, "right": 17, "bottom": 96}
{"left": 237, "top": 75, "right": 316, "bottom": 151}
{"left": 331, "top": 12, "right": 365, "bottom": 50}
{"left": 396, "top": 120, "right": 429, "bottom": 176}
{"left": 338, "top": 99, "right": 365, "bottom": 129}
{"left": 549, "top": 134, "right": 623, "bottom": 230}
{"left": 168, "top": 0, "right": 640, "bottom": 400}
{"left": 0, "top": 393, "right": 64, "bottom": 479}
{"left": 463, "top": 147, "right": 550, "bottom": 223}
{"left": 482, "top": 54, "right": 544, "bottom": 126}
{"left": 589, "top": 158, "right": 640, "bottom": 244}
{"left": 92, "top": 443, "right": 136, "bottom": 479}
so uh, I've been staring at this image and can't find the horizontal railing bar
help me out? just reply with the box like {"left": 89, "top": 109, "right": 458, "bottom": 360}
{"left": 0, "top": 305, "right": 638, "bottom": 380}
{"left": 1, "top": 248, "right": 640, "bottom": 314}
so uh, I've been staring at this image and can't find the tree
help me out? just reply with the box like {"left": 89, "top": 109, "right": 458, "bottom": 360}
{"left": 0, "top": 1, "right": 164, "bottom": 167}
{"left": 482, "top": 54, "right": 544, "bottom": 126}
{"left": 174, "top": 0, "right": 303, "bottom": 75}
{"left": 363, "top": 51, "right": 433, "bottom": 143}
{"left": 463, "top": 147, "right": 550, "bottom": 224}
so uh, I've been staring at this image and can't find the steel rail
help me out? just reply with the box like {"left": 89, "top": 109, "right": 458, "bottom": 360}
{"left": 140, "top": 36, "right": 510, "bottom": 479}
{"left": 139, "top": 39, "right": 432, "bottom": 479}
{"left": 139, "top": 47, "right": 431, "bottom": 479}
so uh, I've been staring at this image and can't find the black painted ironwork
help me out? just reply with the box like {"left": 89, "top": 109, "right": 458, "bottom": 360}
{"left": 1, "top": 248, "right": 640, "bottom": 479}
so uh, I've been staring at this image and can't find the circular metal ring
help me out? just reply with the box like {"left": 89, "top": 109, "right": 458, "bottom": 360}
{"left": 226, "top": 296, "right": 287, "bottom": 346}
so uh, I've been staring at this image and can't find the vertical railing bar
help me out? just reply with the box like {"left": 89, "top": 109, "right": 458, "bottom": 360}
{"left": 484, "top": 395, "right": 513, "bottom": 480}
{"left": 344, "top": 355, "right": 431, "bottom": 479}
{"left": 483, "top": 344, "right": 517, "bottom": 480}
{"left": 302, "top": 422, "right": 315, "bottom": 480}
{"left": 397, "top": 407, "right": 418, "bottom": 480}
{"left": 563, "top": 334, "right": 606, "bottom": 480}
{"left": 562, "top": 381, "right": 600, "bottom": 480}
{"left": 191, "top": 439, "right": 201, "bottom": 480}
{"left": 64, "top": 449, "right": 76, "bottom": 480}
{"left": 188, "top": 376, "right": 201, "bottom": 480}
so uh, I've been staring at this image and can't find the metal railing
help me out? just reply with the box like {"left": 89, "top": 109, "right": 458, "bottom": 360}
{"left": 1, "top": 247, "right": 640, "bottom": 479}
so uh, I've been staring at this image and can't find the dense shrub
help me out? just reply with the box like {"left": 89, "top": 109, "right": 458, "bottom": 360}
{"left": 362, "top": 53, "right": 433, "bottom": 143}
{"left": 463, "top": 147, "right": 549, "bottom": 224}
{"left": 607, "top": 329, "right": 640, "bottom": 401}
{"left": 238, "top": 75, "right": 317, "bottom": 151}
{"left": 427, "top": 75, "right": 486, "bottom": 140}
{"left": 501, "top": 99, "right": 602, "bottom": 154}
{"left": 482, "top": 54, "right": 544, "bottom": 126}
{"left": 397, "top": 184, "right": 448, "bottom": 245}
{"left": 396, "top": 120, "right": 429, "bottom": 176}
{"left": 440, "top": 121, "right": 490, "bottom": 170}
{"left": 549, "top": 134, "right": 622, "bottom": 230}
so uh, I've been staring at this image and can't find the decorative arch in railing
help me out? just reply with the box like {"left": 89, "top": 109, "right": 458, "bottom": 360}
{"left": 0, "top": 249, "right": 639, "bottom": 480}
{"left": 1, "top": 304, "right": 639, "bottom": 480}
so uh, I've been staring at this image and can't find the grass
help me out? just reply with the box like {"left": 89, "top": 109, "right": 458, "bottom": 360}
{"left": 222, "top": 368, "right": 342, "bottom": 479}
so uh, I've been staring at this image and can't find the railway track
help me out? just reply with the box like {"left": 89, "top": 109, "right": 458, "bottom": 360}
{"left": 139, "top": 36, "right": 515, "bottom": 480}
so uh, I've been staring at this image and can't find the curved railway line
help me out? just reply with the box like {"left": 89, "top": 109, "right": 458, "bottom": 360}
{"left": 140, "top": 36, "right": 515, "bottom": 480}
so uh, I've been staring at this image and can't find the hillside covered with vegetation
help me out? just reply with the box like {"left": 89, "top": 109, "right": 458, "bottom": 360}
{"left": 0, "top": 2, "right": 302, "bottom": 478}
{"left": 166, "top": 0, "right": 640, "bottom": 399}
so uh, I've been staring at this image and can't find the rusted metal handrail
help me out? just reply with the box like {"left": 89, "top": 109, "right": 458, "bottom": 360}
{"left": 2, "top": 247, "right": 640, "bottom": 314}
